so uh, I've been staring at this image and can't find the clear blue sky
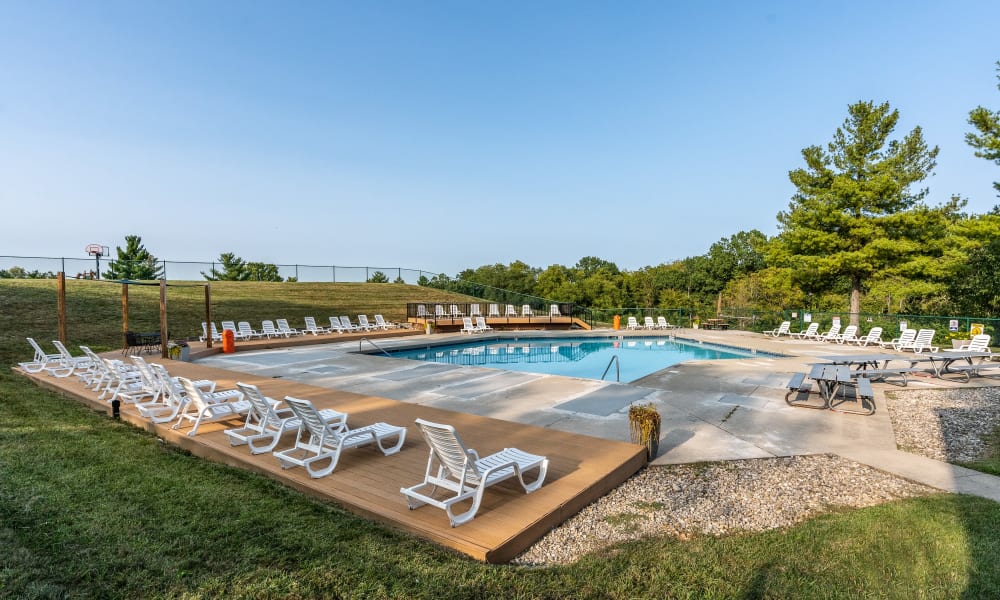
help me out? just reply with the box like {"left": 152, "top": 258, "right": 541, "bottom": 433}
{"left": 2, "top": 1, "right": 999, "bottom": 278}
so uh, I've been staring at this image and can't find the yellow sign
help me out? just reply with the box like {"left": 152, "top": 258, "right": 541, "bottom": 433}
{"left": 971, "top": 323, "right": 985, "bottom": 336}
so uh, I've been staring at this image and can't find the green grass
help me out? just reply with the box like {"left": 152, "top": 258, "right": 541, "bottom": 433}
{"left": 3, "top": 280, "right": 1000, "bottom": 598}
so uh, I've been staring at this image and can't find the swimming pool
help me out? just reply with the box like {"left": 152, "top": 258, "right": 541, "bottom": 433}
{"left": 384, "top": 336, "right": 777, "bottom": 382}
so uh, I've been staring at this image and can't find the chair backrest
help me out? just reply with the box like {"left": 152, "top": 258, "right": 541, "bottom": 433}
{"left": 914, "top": 329, "right": 935, "bottom": 345}
{"left": 178, "top": 377, "right": 209, "bottom": 411}
{"left": 864, "top": 327, "right": 883, "bottom": 341}
{"left": 304, "top": 316, "right": 319, "bottom": 330}
{"left": 435, "top": 305, "right": 446, "bottom": 317}
{"left": 803, "top": 323, "right": 819, "bottom": 335}
{"left": 522, "top": 305, "right": 532, "bottom": 316}
{"left": 657, "top": 316, "right": 669, "bottom": 326}
{"left": 129, "top": 355, "right": 158, "bottom": 387}
{"left": 470, "top": 304, "right": 481, "bottom": 316}
{"left": 284, "top": 396, "right": 347, "bottom": 440}
{"left": 222, "top": 321, "right": 236, "bottom": 331}
{"left": 505, "top": 304, "right": 516, "bottom": 316}
{"left": 416, "top": 305, "right": 428, "bottom": 317}
{"left": 358, "top": 315, "right": 371, "bottom": 327}
{"left": 644, "top": 317, "right": 655, "bottom": 327}
{"left": 778, "top": 321, "right": 790, "bottom": 332}
{"left": 340, "top": 316, "right": 354, "bottom": 328}
{"left": 276, "top": 318, "right": 291, "bottom": 331}
{"left": 414, "top": 418, "right": 481, "bottom": 484}
{"left": 27, "top": 337, "right": 48, "bottom": 359}
{"left": 627, "top": 316, "right": 639, "bottom": 327}
{"left": 236, "top": 382, "right": 281, "bottom": 426}
{"left": 238, "top": 321, "right": 254, "bottom": 335}
{"left": 841, "top": 325, "right": 857, "bottom": 337}
{"left": 374, "top": 314, "right": 387, "bottom": 326}
{"left": 967, "top": 334, "right": 991, "bottom": 351}
{"left": 897, "top": 329, "right": 917, "bottom": 344}
{"left": 450, "top": 305, "right": 461, "bottom": 316}
{"left": 476, "top": 317, "right": 489, "bottom": 329}
{"left": 462, "top": 317, "right": 475, "bottom": 330}
{"left": 261, "top": 320, "right": 278, "bottom": 335}
{"left": 488, "top": 304, "right": 500, "bottom": 317}
{"left": 329, "top": 317, "right": 344, "bottom": 331}
{"left": 824, "top": 324, "right": 840, "bottom": 337}
{"left": 550, "top": 304, "right": 560, "bottom": 316}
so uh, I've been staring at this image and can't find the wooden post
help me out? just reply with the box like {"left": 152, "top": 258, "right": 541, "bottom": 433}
{"left": 160, "top": 279, "right": 168, "bottom": 359}
{"left": 57, "top": 272, "right": 67, "bottom": 344}
{"left": 204, "top": 284, "right": 212, "bottom": 348}
{"left": 121, "top": 283, "right": 129, "bottom": 337}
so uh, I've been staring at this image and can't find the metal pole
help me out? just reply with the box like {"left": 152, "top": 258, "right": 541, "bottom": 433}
{"left": 95, "top": 253, "right": 101, "bottom": 279}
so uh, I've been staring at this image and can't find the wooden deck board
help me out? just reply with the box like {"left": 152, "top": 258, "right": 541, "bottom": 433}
{"left": 17, "top": 357, "right": 644, "bottom": 563}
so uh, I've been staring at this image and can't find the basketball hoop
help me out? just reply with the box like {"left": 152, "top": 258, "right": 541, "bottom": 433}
{"left": 85, "top": 243, "right": 108, "bottom": 257}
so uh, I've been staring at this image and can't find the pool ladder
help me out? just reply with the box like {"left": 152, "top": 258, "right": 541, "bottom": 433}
{"left": 601, "top": 355, "right": 620, "bottom": 382}
{"left": 359, "top": 337, "right": 392, "bottom": 357}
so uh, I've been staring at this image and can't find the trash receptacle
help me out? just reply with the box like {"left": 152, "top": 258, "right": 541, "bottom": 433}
{"left": 425, "top": 322, "right": 434, "bottom": 335}
{"left": 222, "top": 329, "right": 235, "bottom": 353}
{"left": 613, "top": 315, "right": 621, "bottom": 330}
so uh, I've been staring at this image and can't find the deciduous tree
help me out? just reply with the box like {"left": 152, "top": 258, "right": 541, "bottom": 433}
{"left": 967, "top": 61, "right": 1000, "bottom": 195}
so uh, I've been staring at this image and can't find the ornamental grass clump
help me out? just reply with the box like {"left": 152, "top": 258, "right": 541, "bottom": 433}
{"left": 629, "top": 402, "right": 661, "bottom": 461}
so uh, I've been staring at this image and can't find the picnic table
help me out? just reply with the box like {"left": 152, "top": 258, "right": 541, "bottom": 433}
{"left": 817, "top": 353, "right": 924, "bottom": 386}
{"left": 702, "top": 318, "right": 729, "bottom": 330}
{"left": 785, "top": 363, "right": 876, "bottom": 415}
{"left": 916, "top": 351, "right": 995, "bottom": 381}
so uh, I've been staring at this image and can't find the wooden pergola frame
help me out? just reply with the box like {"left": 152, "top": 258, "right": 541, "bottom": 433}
{"left": 56, "top": 274, "right": 212, "bottom": 357}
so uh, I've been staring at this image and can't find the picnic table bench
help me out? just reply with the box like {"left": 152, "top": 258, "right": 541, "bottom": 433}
{"left": 785, "top": 364, "right": 877, "bottom": 415}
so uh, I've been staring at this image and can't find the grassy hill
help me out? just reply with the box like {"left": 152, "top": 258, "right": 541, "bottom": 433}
{"left": 0, "top": 280, "right": 479, "bottom": 356}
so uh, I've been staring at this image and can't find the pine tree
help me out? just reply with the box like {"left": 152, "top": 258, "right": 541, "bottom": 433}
{"left": 104, "top": 235, "right": 163, "bottom": 280}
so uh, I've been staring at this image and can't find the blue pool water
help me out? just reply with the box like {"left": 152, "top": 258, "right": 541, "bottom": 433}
{"left": 384, "top": 337, "right": 776, "bottom": 382}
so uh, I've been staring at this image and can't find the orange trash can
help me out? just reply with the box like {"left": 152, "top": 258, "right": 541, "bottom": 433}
{"left": 222, "top": 329, "right": 235, "bottom": 353}
{"left": 613, "top": 315, "right": 621, "bottom": 330}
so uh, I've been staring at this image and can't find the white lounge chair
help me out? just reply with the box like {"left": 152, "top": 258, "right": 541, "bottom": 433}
{"left": 834, "top": 325, "right": 859, "bottom": 344}
{"left": 764, "top": 321, "right": 791, "bottom": 337}
{"left": 324, "top": 317, "right": 344, "bottom": 333}
{"left": 945, "top": 334, "right": 991, "bottom": 353}
{"left": 488, "top": 304, "right": 501, "bottom": 318}
{"left": 302, "top": 316, "right": 328, "bottom": 335}
{"left": 374, "top": 314, "right": 397, "bottom": 330}
{"left": 237, "top": 321, "right": 263, "bottom": 340}
{"left": 339, "top": 316, "right": 361, "bottom": 332}
{"left": 435, "top": 305, "right": 447, "bottom": 319}
{"left": 549, "top": 304, "right": 561, "bottom": 317}
{"left": 261, "top": 320, "right": 287, "bottom": 338}
{"left": 143, "top": 364, "right": 226, "bottom": 424}
{"left": 469, "top": 304, "right": 482, "bottom": 317}
{"left": 856, "top": 327, "right": 883, "bottom": 347}
{"left": 221, "top": 320, "right": 241, "bottom": 340}
{"left": 475, "top": 317, "right": 493, "bottom": 332}
{"left": 817, "top": 324, "right": 841, "bottom": 342}
{"left": 46, "top": 340, "right": 94, "bottom": 378}
{"left": 273, "top": 396, "right": 406, "bottom": 479}
{"left": 450, "top": 305, "right": 463, "bottom": 318}
{"left": 276, "top": 319, "right": 302, "bottom": 336}
{"left": 200, "top": 322, "right": 223, "bottom": 343}
{"left": 400, "top": 418, "right": 548, "bottom": 527}
{"left": 657, "top": 316, "right": 679, "bottom": 330}
{"left": 416, "top": 305, "right": 429, "bottom": 319}
{"left": 791, "top": 323, "right": 819, "bottom": 339}
{"left": 460, "top": 317, "right": 479, "bottom": 334}
{"left": 19, "top": 338, "right": 64, "bottom": 373}
{"left": 643, "top": 316, "right": 656, "bottom": 330}
{"left": 626, "top": 316, "right": 641, "bottom": 330}
{"left": 225, "top": 382, "right": 342, "bottom": 454}
{"left": 884, "top": 329, "right": 917, "bottom": 351}
{"left": 171, "top": 377, "right": 249, "bottom": 436}
{"left": 521, "top": 305, "right": 533, "bottom": 317}
{"left": 505, "top": 304, "right": 517, "bottom": 318}
{"left": 901, "top": 329, "right": 939, "bottom": 353}
{"left": 357, "top": 315, "right": 377, "bottom": 331}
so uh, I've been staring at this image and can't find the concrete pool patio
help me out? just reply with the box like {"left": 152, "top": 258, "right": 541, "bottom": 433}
{"left": 196, "top": 327, "right": 1000, "bottom": 503}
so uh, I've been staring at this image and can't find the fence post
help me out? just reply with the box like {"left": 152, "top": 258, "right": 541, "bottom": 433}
{"left": 57, "top": 272, "right": 67, "bottom": 344}
{"left": 332, "top": 266, "right": 336, "bottom": 282}
{"left": 159, "top": 279, "right": 168, "bottom": 359}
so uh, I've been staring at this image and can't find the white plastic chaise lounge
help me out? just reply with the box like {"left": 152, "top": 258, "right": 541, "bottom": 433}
{"left": 945, "top": 334, "right": 991, "bottom": 353}
{"left": 764, "top": 321, "right": 791, "bottom": 337}
{"left": 260, "top": 320, "right": 287, "bottom": 339}
{"left": 469, "top": 304, "right": 482, "bottom": 317}
{"left": 19, "top": 338, "right": 64, "bottom": 373}
{"left": 45, "top": 340, "right": 95, "bottom": 378}
{"left": 237, "top": 321, "right": 263, "bottom": 340}
{"left": 488, "top": 304, "right": 501, "bottom": 318}
{"left": 302, "top": 316, "right": 329, "bottom": 335}
{"left": 273, "top": 396, "right": 406, "bottom": 479}
{"left": 435, "top": 305, "right": 447, "bottom": 319}
{"left": 225, "top": 382, "right": 342, "bottom": 454}
{"left": 901, "top": 329, "right": 939, "bottom": 353}
{"left": 200, "top": 322, "right": 223, "bottom": 343}
{"left": 475, "top": 317, "right": 493, "bottom": 332}
{"left": 883, "top": 329, "right": 917, "bottom": 351}
{"left": 643, "top": 316, "right": 657, "bottom": 330}
{"left": 834, "top": 325, "right": 859, "bottom": 344}
{"left": 356, "top": 315, "right": 377, "bottom": 331}
{"left": 505, "top": 304, "right": 517, "bottom": 318}
{"left": 856, "top": 327, "right": 883, "bottom": 347}
{"left": 276, "top": 319, "right": 302, "bottom": 336}
{"left": 374, "top": 315, "right": 397, "bottom": 330}
{"left": 521, "top": 305, "right": 533, "bottom": 317}
{"left": 626, "top": 316, "right": 642, "bottom": 330}
{"left": 339, "top": 316, "right": 362, "bottom": 332}
{"left": 416, "top": 305, "right": 429, "bottom": 319}
{"left": 450, "top": 305, "right": 463, "bottom": 318}
{"left": 400, "top": 418, "right": 548, "bottom": 527}
{"left": 141, "top": 364, "right": 226, "bottom": 424}
{"left": 817, "top": 324, "right": 841, "bottom": 342}
{"left": 460, "top": 317, "right": 480, "bottom": 334}
{"left": 221, "top": 321, "right": 242, "bottom": 340}
{"left": 657, "top": 316, "right": 679, "bottom": 330}
{"left": 550, "top": 304, "right": 561, "bottom": 317}
{"left": 171, "top": 377, "right": 250, "bottom": 436}
{"left": 791, "top": 323, "right": 819, "bottom": 339}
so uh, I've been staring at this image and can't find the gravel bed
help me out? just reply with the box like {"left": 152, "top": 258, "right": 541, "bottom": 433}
{"left": 513, "top": 454, "right": 934, "bottom": 566}
{"left": 886, "top": 386, "right": 1000, "bottom": 463}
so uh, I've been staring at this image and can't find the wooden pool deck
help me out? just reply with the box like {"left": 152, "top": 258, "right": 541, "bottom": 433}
{"left": 20, "top": 357, "right": 646, "bottom": 563}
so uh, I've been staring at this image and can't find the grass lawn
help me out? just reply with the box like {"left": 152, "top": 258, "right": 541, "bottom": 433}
{"left": 3, "top": 280, "right": 1000, "bottom": 598}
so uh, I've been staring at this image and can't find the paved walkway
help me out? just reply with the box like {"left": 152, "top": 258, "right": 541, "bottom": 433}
{"left": 195, "top": 328, "right": 1000, "bottom": 503}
